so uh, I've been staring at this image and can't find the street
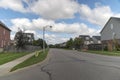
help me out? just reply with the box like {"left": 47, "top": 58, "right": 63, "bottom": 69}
{"left": 1, "top": 49, "right": 120, "bottom": 80}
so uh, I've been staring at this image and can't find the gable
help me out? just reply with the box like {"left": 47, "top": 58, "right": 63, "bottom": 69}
{"left": 101, "top": 17, "right": 120, "bottom": 40}
{"left": 0, "top": 21, "right": 11, "bottom": 31}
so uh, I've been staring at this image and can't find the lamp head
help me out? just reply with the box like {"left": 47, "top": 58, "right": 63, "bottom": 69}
{"left": 49, "top": 26, "right": 52, "bottom": 28}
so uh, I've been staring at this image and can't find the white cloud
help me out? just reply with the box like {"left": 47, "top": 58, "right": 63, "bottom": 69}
{"left": 29, "top": 0, "right": 79, "bottom": 19}
{"left": 1, "top": 0, "right": 120, "bottom": 27}
{"left": 52, "top": 22, "right": 99, "bottom": 36}
{"left": 10, "top": 18, "right": 54, "bottom": 32}
{"left": 0, "top": 0, "right": 79, "bottom": 20}
{"left": 45, "top": 34, "right": 69, "bottom": 44}
{"left": 10, "top": 18, "right": 99, "bottom": 44}
{"left": 79, "top": 3, "right": 113, "bottom": 27}
{"left": 10, "top": 18, "right": 99, "bottom": 34}
{"left": 0, "top": 0, "right": 28, "bottom": 12}
{"left": 79, "top": 3, "right": 120, "bottom": 27}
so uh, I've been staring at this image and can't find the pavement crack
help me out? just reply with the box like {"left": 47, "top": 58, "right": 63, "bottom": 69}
{"left": 41, "top": 64, "right": 52, "bottom": 80}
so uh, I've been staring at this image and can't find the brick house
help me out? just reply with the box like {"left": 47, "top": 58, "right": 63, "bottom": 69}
{"left": 0, "top": 21, "right": 11, "bottom": 50}
{"left": 100, "top": 17, "right": 120, "bottom": 51}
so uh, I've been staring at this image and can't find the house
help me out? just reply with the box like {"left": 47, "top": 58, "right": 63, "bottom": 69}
{"left": 79, "top": 35, "right": 93, "bottom": 45}
{"left": 23, "top": 33, "right": 34, "bottom": 45}
{"left": 92, "top": 36, "right": 101, "bottom": 44}
{"left": 79, "top": 35, "right": 93, "bottom": 50}
{"left": 100, "top": 17, "right": 120, "bottom": 51}
{"left": 0, "top": 21, "right": 11, "bottom": 51}
{"left": 59, "top": 42, "right": 66, "bottom": 48}
{"left": 14, "top": 31, "right": 34, "bottom": 45}
{"left": 88, "top": 36, "right": 102, "bottom": 50}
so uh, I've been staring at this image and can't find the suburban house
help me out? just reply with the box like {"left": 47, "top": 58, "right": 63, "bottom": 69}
{"left": 59, "top": 42, "right": 66, "bottom": 48}
{"left": 0, "top": 21, "right": 11, "bottom": 51}
{"left": 79, "top": 35, "right": 93, "bottom": 45}
{"left": 79, "top": 35, "right": 93, "bottom": 50}
{"left": 88, "top": 36, "right": 102, "bottom": 50}
{"left": 14, "top": 31, "right": 34, "bottom": 45}
{"left": 5, "top": 31, "right": 41, "bottom": 52}
{"left": 23, "top": 33, "right": 34, "bottom": 45}
{"left": 100, "top": 17, "right": 120, "bottom": 51}
{"left": 92, "top": 36, "right": 101, "bottom": 44}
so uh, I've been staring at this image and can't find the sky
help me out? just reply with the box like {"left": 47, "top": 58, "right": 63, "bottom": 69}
{"left": 0, "top": 0, "right": 120, "bottom": 44}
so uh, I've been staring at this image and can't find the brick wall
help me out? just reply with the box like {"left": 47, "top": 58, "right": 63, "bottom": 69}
{"left": 102, "top": 40, "right": 114, "bottom": 51}
{"left": 0, "top": 25, "right": 10, "bottom": 48}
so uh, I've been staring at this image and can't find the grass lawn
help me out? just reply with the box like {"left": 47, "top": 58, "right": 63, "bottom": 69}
{"left": 0, "top": 52, "right": 29, "bottom": 65}
{"left": 10, "top": 49, "right": 49, "bottom": 72}
{"left": 85, "top": 50, "right": 120, "bottom": 56}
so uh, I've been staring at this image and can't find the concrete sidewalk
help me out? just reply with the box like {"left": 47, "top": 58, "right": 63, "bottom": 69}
{"left": 0, "top": 51, "right": 40, "bottom": 76}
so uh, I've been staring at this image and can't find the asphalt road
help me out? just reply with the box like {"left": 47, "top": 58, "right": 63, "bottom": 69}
{"left": 1, "top": 49, "right": 120, "bottom": 80}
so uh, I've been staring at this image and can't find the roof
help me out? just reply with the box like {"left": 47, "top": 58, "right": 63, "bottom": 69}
{"left": 100, "top": 17, "right": 120, "bottom": 34}
{"left": 90, "top": 38, "right": 93, "bottom": 41}
{"left": 92, "top": 36, "right": 101, "bottom": 40}
{"left": 79, "top": 35, "right": 91, "bottom": 41}
{"left": 0, "top": 21, "right": 11, "bottom": 31}
{"left": 79, "top": 35, "right": 90, "bottom": 37}
{"left": 23, "top": 33, "right": 34, "bottom": 35}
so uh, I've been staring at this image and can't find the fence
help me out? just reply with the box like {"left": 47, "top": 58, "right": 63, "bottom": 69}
{"left": 88, "top": 44, "right": 102, "bottom": 51}
{"left": 4, "top": 45, "right": 41, "bottom": 52}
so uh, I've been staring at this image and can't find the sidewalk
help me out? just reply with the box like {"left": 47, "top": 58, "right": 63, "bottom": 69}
{"left": 0, "top": 51, "right": 39, "bottom": 76}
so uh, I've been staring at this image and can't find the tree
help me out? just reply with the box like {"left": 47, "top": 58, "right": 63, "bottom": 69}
{"left": 49, "top": 44, "right": 55, "bottom": 48}
{"left": 33, "top": 38, "right": 47, "bottom": 48}
{"left": 66, "top": 38, "right": 74, "bottom": 49}
{"left": 74, "top": 37, "right": 83, "bottom": 50}
{"left": 113, "top": 38, "right": 120, "bottom": 51}
{"left": 14, "top": 30, "right": 26, "bottom": 49}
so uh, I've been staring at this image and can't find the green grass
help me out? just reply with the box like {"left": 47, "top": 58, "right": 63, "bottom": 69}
{"left": 85, "top": 50, "right": 120, "bottom": 56}
{"left": 10, "top": 50, "right": 49, "bottom": 72}
{"left": 0, "top": 52, "right": 29, "bottom": 65}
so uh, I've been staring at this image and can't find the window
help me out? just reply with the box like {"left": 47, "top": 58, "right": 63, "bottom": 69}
{"left": 86, "top": 37, "right": 89, "bottom": 40}
{"left": 112, "top": 32, "right": 115, "bottom": 39}
{"left": 98, "top": 41, "right": 101, "bottom": 44}
{"left": 111, "top": 24, "right": 113, "bottom": 30}
{"left": 90, "top": 41, "right": 93, "bottom": 44}
{"left": 4, "top": 41, "right": 6, "bottom": 46}
{"left": 86, "top": 41, "right": 89, "bottom": 45}
{"left": 27, "top": 35, "right": 31, "bottom": 38}
{"left": 4, "top": 29, "right": 5, "bottom": 35}
{"left": 1, "top": 40, "right": 3, "bottom": 47}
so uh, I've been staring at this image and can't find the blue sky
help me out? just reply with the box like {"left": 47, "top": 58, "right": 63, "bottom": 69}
{"left": 0, "top": 0, "right": 120, "bottom": 44}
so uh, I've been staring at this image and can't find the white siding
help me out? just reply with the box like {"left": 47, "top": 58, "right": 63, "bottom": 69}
{"left": 101, "top": 18, "right": 120, "bottom": 40}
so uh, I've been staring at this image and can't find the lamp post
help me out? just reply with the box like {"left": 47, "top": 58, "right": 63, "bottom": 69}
{"left": 43, "top": 25, "right": 52, "bottom": 53}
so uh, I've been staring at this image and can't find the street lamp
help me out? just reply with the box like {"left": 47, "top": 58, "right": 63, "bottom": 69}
{"left": 43, "top": 25, "right": 52, "bottom": 53}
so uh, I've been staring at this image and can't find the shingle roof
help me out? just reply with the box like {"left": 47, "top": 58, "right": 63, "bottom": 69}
{"left": 0, "top": 21, "right": 11, "bottom": 31}
{"left": 79, "top": 35, "right": 90, "bottom": 38}
{"left": 92, "top": 36, "right": 101, "bottom": 40}
{"left": 79, "top": 35, "right": 91, "bottom": 40}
